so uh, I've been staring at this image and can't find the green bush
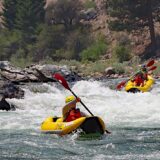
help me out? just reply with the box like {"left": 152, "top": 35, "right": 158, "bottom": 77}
{"left": 153, "top": 61, "right": 160, "bottom": 76}
{"left": 10, "top": 48, "right": 33, "bottom": 68}
{"left": 0, "top": 30, "right": 22, "bottom": 60}
{"left": 113, "top": 45, "right": 131, "bottom": 63}
{"left": 65, "top": 29, "right": 92, "bottom": 60}
{"left": 84, "top": 0, "right": 96, "bottom": 9}
{"left": 108, "top": 20, "right": 132, "bottom": 32}
{"left": 112, "top": 63, "right": 125, "bottom": 74}
{"left": 80, "top": 40, "right": 108, "bottom": 61}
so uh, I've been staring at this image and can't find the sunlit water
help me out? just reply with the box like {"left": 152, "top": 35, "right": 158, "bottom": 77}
{"left": 0, "top": 80, "right": 160, "bottom": 160}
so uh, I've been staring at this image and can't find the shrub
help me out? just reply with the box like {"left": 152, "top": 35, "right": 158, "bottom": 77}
{"left": 0, "top": 30, "right": 22, "bottom": 60}
{"left": 112, "top": 63, "right": 125, "bottom": 74}
{"left": 10, "top": 48, "right": 33, "bottom": 68}
{"left": 84, "top": 0, "right": 96, "bottom": 9}
{"left": 80, "top": 39, "right": 108, "bottom": 61}
{"left": 113, "top": 45, "right": 131, "bottom": 63}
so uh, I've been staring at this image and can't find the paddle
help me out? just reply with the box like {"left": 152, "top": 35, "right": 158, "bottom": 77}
{"left": 146, "top": 59, "right": 155, "bottom": 67}
{"left": 53, "top": 73, "right": 111, "bottom": 134}
{"left": 148, "top": 66, "right": 157, "bottom": 72}
{"left": 116, "top": 59, "right": 155, "bottom": 90}
{"left": 53, "top": 73, "right": 94, "bottom": 116}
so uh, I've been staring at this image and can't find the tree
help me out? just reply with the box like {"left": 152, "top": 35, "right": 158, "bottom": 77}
{"left": 45, "top": 0, "right": 82, "bottom": 30}
{"left": 107, "top": 0, "right": 160, "bottom": 56}
{"left": 1, "top": 0, "right": 18, "bottom": 30}
{"left": 15, "top": 0, "right": 45, "bottom": 34}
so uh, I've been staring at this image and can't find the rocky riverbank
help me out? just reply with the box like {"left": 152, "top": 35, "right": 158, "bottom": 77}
{"left": 0, "top": 61, "right": 82, "bottom": 110}
{"left": 0, "top": 60, "right": 159, "bottom": 110}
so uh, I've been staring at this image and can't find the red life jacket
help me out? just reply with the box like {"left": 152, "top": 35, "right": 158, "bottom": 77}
{"left": 65, "top": 108, "right": 82, "bottom": 122}
{"left": 133, "top": 73, "right": 147, "bottom": 86}
{"left": 134, "top": 75, "right": 143, "bottom": 86}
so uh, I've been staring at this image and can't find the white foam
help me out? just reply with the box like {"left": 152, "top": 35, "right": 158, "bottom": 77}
{"left": 0, "top": 80, "right": 159, "bottom": 130}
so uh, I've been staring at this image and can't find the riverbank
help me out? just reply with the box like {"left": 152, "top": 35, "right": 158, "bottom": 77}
{"left": 0, "top": 58, "right": 159, "bottom": 110}
{"left": 1, "top": 59, "right": 160, "bottom": 83}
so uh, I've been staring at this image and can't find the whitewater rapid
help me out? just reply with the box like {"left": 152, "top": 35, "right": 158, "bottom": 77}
{"left": 1, "top": 80, "right": 160, "bottom": 131}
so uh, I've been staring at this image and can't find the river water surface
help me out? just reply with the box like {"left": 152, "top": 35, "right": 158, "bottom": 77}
{"left": 0, "top": 80, "right": 160, "bottom": 160}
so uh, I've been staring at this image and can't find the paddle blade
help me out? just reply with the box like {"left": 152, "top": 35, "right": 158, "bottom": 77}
{"left": 148, "top": 66, "right": 157, "bottom": 71}
{"left": 146, "top": 59, "right": 154, "bottom": 67}
{"left": 53, "top": 73, "right": 70, "bottom": 90}
{"left": 116, "top": 81, "right": 127, "bottom": 90}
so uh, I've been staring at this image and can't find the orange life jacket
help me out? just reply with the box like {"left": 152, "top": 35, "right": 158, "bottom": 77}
{"left": 65, "top": 108, "right": 82, "bottom": 122}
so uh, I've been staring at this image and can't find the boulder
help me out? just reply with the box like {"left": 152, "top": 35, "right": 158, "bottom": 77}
{"left": 0, "top": 81, "right": 24, "bottom": 99}
{"left": 0, "top": 97, "right": 16, "bottom": 111}
{"left": 0, "top": 62, "right": 82, "bottom": 83}
{"left": 105, "top": 67, "right": 116, "bottom": 75}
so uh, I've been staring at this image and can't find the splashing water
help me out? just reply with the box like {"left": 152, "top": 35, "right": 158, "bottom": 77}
{"left": 0, "top": 80, "right": 160, "bottom": 159}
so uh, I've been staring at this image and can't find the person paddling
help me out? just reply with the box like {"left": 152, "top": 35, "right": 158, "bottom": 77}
{"left": 62, "top": 95, "right": 86, "bottom": 122}
{"left": 131, "top": 64, "right": 148, "bottom": 87}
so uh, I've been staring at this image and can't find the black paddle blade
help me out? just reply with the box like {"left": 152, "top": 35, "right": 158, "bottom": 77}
{"left": 53, "top": 73, "right": 70, "bottom": 90}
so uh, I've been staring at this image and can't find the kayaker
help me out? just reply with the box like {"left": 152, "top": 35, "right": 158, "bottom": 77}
{"left": 132, "top": 64, "right": 148, "bottom": 86}
{"left": 62, "top": 95, "right": 86, "bottom": 122}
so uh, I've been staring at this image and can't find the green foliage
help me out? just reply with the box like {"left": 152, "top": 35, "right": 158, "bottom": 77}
{"left": 108, "top": 20, "right": 132, "bottom": 31}
{"left": 153, "top": 61, "right": 160, "bottom": 75}
{"left": 107, "top": 0, "right": 160, "bottom": 31}
{"left": 15, "top": 0, "right": 45, "bottom": 33}
{"left": 31, "top": 24, "right": 92, "bottom": 62}
{"left": 81, "top": 39, "right": 108, "bottom": 61}
{"left": 46, "top": 0, "right": 82, "bottom": 30}
{"left": 0, "top": 29, "right": 22, "bottom": 60}
{"left": 90, "top": 62, "right": 107, "bottom": 73}
{"left": 107, "top": 0, "right": 160, "bottom": 57}
{"left": 1, "top": 0, "right": 46, "bottom": 60}
{"left": 31, "top": 25, "right": 66, "bottom": 61}
{"left": 112, "top": 62, "right": 125, "bottom": 74}
{"left": 84, "top": 0, "right": 96, "bottom": 9}
{"left": 113, "top": 45, "right": 131, "bottom": 63}
{"left": 10, "top": 48, "right": 33, "bottom": 68}
{"left": 65, "top": 29, "right": 92, "bottom": 60}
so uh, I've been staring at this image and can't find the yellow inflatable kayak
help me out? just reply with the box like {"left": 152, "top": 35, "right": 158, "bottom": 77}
{"left": 125, "top": 75, "right": 154, "bottom": 93}
{"left": 41, "top": 116, "right": 106, "bottom": 136}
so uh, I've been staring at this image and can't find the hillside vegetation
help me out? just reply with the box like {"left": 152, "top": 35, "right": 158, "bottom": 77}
{"left": 0, "top": 0, "right": 160, "bottom": 72}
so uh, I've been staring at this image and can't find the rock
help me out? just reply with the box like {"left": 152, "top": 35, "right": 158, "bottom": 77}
{"left": 105, "top": 67, "right": 116, "bottom": 75}
{"left": 0, "top": 61, "right": 10, "bottom": 68}
{"left": 30, "top": 64, "right": 82, "bottom": 82}
{"left": 80, "top": 8, "right": 97, "bottom": 21}
{"left": 0, "top": 97, "right": 16, "bottom": 111}
{"left": 0, "top": 62, "right": 82, "bottom": 83}
{"left": 0, "top": 82, "right": 24, "bottom": 99}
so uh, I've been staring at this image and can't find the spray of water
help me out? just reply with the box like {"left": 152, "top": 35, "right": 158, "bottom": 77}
{"left": 1, "top": 80, "right": 160, "bottom": 130}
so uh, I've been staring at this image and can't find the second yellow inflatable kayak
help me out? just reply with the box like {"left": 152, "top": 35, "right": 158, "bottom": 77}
{"left": 125, "top": 75, "right": 154, "bottom": 93}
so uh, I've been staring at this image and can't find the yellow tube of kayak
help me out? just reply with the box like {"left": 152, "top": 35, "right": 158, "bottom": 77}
{"left": 41, "top": 116, "right": 86, "bottom": 135}
{"left": 41, "top": 116, "right": 106, "bottom": 136}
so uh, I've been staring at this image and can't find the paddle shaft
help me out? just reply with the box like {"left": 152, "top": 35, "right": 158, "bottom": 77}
{"left": 68, "top": 88, "right": 94, "bottom": 116}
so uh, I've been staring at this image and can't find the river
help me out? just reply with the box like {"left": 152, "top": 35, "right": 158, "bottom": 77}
{"left": 0, "top": 79, "right": 160, "bottom": 160}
